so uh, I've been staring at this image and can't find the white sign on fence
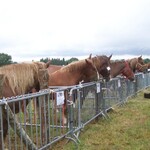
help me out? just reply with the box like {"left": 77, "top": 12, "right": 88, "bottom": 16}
{"left": 96, "top": 83, "right": 101, "bottom": 93}
{"left": 56, "top": 91, "right": 65, "bottom": 106}
{"left": 118, "top": 79, "right": 121, "bottom": 87}
{"left": 142, "top": 73, "right": 145, "bottom": 78}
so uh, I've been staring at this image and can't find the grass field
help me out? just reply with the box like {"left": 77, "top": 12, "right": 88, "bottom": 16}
{"left": 52, "top": 89, "right": 150, "bottom": 150}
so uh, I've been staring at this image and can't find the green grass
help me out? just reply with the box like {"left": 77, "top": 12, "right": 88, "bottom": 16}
{"left": 52, "top": 89, "right": 150, "bottom": 150}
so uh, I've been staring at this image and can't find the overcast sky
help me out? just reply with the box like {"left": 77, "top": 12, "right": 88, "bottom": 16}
{"left": 0, "top": 0, "right": 150, "bottom": 62}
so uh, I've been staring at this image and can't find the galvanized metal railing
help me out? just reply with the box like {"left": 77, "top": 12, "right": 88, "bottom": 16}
{"left": 0, "top": 72, "right": 150, "bottom": 149}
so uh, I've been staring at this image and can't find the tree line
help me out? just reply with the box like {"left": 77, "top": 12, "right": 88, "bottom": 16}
{"left": 0, "top": 53, "right": 79, "bottom": 67}
{"left": 0, "top": 53, "right": 150, "bottom": 67}
{"left": 40, "top": 57, "right": 78, "bottom": 65}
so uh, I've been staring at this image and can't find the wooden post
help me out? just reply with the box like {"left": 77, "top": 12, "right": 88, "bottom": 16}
{"left": 0, "top": 74, "right": 37, "bottom": 150}
{"left": 38, "top": 69, "right": 49, "bottom": 145}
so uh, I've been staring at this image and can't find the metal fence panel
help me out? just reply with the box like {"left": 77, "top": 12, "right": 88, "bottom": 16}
{"left": 0, "top": 72, "right": 150, "bottom": 149}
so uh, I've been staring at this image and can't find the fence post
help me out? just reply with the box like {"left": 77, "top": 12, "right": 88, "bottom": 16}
{"left": 0, "top": 74, "right": 5, "bottom": 150}
{"left": 95, "top": 82, "right": 101, "bottom": 121}
{"left": 134, "top": 75, "right": 138, "bottom": 95}
{"left": 38, "top": 69, "right": 49, "bottom": 145}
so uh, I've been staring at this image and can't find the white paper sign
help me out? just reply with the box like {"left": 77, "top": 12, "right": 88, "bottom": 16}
{"left": 142, "top": 73, "right": 145, "bottom": 78}
{"left": 118, "top": 79, "right": 121, "bottom": 87}
{"left": 96, "top": 83, "right": 100, "bottom": 93}
{"left": 56, "top": 91, "right": 64, "bottom": 106}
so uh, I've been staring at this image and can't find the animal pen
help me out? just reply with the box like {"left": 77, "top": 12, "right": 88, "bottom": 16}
{"left": 0, "top": 72, "right": 150, "bottom": 150}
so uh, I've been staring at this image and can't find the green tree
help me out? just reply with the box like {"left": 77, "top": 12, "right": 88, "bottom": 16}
{"left": 40, "top": 57, "right": 79, "bottom": 65}
{"left": 40, "top": 57, "right": 50, "bottom": 63}
{"left": 66, "top": 57, "right": 78, "bottom": 64}
{"left": 0, "top": 53, "right": 12, "bottom": 66}
{"left": 144, "top": 58, "right": 150, "bottom": 63}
